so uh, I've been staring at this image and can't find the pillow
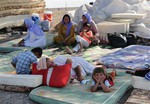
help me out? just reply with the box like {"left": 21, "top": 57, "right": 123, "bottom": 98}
{"left": 49, "top": 63, "right": 72, "bottom": 88}
{"left": 32, "top": 63, "right": 72, "bottom": 87}
{"left": 145, "top": 71, "right": 150, "bottom": 81}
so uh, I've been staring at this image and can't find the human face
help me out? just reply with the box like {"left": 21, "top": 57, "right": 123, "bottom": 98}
{"left": 64, "top": 16, "right": 70, "bottom": 24}
{"left": 34, "top": 52, "right": 42, "bottom": 58}
{"left": 83, "top": 26, "right": 90, "bottom": 32}
{"left": 94, "top": 72, "right": 106, "bottom": 80}
{"left": 82, "top": 15, "right": 88, "bottom": 23}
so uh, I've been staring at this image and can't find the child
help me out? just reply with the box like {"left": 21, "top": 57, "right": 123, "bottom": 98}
{"left": 91, "top": 67, "right": 116, "bottom": 92}
{"left": 11, "top": 47, "right": 42, "bottom": 74}
{"left": 66, "top": 23, "right": 93, "bottom": 54}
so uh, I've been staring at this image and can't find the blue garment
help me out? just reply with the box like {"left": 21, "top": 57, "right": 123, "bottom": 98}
{"left": 11, "top": 51, "right": 37, "bottom": 74}
{"left": 83, "top": 13, "right": 92, "bottom": 23}
{"left": 61, "top": 16, "right": 72, "bottom": 37}
{"left": 24, "top": 19, "right": 45, "bottom": 36}
{"left": 145, "top": 71, "right": 150, "bottom": 81}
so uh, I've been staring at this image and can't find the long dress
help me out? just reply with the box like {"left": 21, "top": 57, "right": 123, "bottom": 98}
{"left": 23, "top": 19, "right": 46, "bottom": 48}
{"left": 24, "top": 30, "right": 46, "bottom": 48}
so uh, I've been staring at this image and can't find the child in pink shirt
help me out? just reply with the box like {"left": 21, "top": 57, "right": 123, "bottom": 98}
{"left": 66, "top": 23, "right": 93, "bottom": 54}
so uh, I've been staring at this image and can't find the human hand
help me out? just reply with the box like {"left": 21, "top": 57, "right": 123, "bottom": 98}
{"left": 93, "top": 75, "right": 101, "bottom": 83}
{"left": 99, "top": 75, "right": 106, "bottom": 83}
{"left": 50, "top": 62, "right": 57, "bottom": 67}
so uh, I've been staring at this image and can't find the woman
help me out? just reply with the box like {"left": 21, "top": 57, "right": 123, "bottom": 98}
{"left": 13, "top": 19, "right": 46, "bottom": 48}
{"left": 54, "top": 14, "right": 76, "bottom": 46}
{"left": 77, "top": 13, "right": 100, "bottom": 44}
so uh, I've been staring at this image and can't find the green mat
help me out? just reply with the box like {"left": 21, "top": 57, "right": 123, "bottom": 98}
{"left": 0, "top": 33, "right": 56, "bottom": 49}
{"left": 29, "top": 70, "right": 132, "bottom": 104}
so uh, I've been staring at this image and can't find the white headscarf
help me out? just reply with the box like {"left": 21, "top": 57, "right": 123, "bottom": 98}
{"left": 37, "top": 56, "right": 47, "bottom": 70}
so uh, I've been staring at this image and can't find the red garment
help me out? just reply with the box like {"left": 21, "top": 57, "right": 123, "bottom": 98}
{"left": 32, "top": 63, "right": 48, "bottom": 85}
{"left": 79, "top": 31, "right": 93, "bottom": 44}
{"left": 107, "top": 76, "right": 114, "bottom": 86}
{"left": 32, "top": 63, "right": 72, "bottom": 87}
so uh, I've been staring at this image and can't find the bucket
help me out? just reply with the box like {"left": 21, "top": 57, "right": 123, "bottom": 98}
{"left": 43, "top": 11, "right": 53, "bottom": 22}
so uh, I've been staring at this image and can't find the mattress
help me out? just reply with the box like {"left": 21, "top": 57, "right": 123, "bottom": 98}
{"left": 132, "top": 76, "right": 150, "bottom": 90}
{"left": 29, "top": 70, "right": 132, "bottom": 104}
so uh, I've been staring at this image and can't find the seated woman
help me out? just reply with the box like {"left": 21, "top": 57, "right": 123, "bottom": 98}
{"left": 53, "top": 14, "right": 76, "bottom": 46}
{"left": 12, "top": 19, "right": 46, "bottom": 48}
{"left": 66, "top": 23, "right": 93, "bottom": 54}
{"left": 77, "top": 12, "right": 100, "bottom": 44}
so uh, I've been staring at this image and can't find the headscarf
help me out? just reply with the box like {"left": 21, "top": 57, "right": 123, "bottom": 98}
{"left": 61, "top": 14, "right": 72, "bottom": 37}
{"left": 31, "top": 13, "right": 40, "bottom": 25}
{"left": 37, "top": 56, "right": 47, "bottom": 70}
{"left": 83, "top": 13, "right": 92, "bottom": 23}
{"left": 24, "top": 19, "right": 45, "bottom": 36}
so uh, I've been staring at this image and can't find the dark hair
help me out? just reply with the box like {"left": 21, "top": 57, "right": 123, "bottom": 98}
{"left": 31, "top": 47, "right": 42, "bottom": 57}
{"left": 92, "top": 67, "right": 107, "bottom": 81}
{"left": 83, "top": 23, "right": 90, "bottom": 28}
{"left": 62, "top": 14, "right": 71, "bottom": 23}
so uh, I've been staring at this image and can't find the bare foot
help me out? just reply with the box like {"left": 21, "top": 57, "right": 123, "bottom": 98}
{"left": 112, "top": 69, "right": 117, "bottom": 76}
{"left": 78, "top": 48, "right": 84, "bottom": 52}
{"left": 77, "top": 76, "right": 84, "bottom": 82}
{"left": 65, "top": 46, "right": 73, "bottom": 54}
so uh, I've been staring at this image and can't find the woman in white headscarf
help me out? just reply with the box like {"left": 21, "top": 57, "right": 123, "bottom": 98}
{"left": 13, "top": 19, "right": 46, "bottom": 48}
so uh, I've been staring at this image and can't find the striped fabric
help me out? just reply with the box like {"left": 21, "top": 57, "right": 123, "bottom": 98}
{"left": 145, "top": 71, "right": 150, "bottom": 81}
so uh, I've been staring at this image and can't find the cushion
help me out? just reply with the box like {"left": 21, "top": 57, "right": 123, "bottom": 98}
{"left": 32, "top": 63, "right": 72, "bottom": 88}
{"left": 49, "top": 63, "right": 71, "bottom": 87}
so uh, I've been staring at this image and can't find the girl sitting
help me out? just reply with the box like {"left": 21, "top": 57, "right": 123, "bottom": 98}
{"left": 66, "top": 23, "right": 93, "bottom": 54}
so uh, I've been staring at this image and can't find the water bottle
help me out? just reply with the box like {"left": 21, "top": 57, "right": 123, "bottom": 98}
{"left": 80, "top": 79, "right": 90, "bottom": 85}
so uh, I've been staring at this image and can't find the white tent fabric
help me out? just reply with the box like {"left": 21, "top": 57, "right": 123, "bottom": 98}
{"left": 72, "top": 0, "right": 150, "bottom": 39}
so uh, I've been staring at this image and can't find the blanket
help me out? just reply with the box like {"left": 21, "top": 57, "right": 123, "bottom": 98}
{"left": 99, "top": 45, "right": 150, "bottom": 70}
